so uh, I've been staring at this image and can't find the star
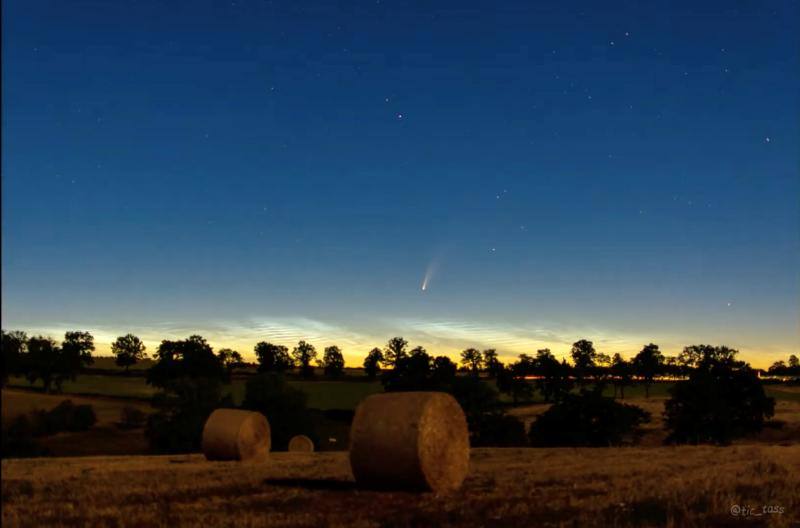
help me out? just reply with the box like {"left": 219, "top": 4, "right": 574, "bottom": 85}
{"left": 397, "top": 113, "right": 403, "bottom": 119}
{"left": 764, "top": 137, "right": 771, "bottom": 143}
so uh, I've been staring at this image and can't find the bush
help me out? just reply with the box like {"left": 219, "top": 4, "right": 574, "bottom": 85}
{"left": 241, "top": 373, "right": 315, "bottom": 450}
{"left": 664, "top": 364, "right": 775, "bottom": 444}
{"left": 33, "top": 400, "right": 97, "bottom": 435}
{"left": 65, "top": 403, "right": 97, "bottom": 432}
{"left": 145, "top": 378, "right": 229, "bottom": 453}
{"left": 529, "top": 390, "right": 650, "bottom": 447}
{"left": 447, "top": 376, "right": 526, "bottom": 446}
{"left": 119, "top": 406, "right": 147, "bottom": 429}
{"left": 1, "top": 416, "right": 49, "bottom": 458}
{"left": 470, "top": 412, "right": 528, "bottom": 447}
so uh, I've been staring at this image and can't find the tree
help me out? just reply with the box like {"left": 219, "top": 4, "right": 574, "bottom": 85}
{"left": 448, "top": 376, "right": 526, "bottom": 447}
{"left": 496, "top": 362, "right": 533, "bottom": 405}
{"left": 610, "top": 353, "right": 632, "bottom": 399}
{"left": 533, "top": 349, "right": 572, "bottom": 403}
{"left": 1, "top": 330, "right": 27, "bottom": 387}
{"left": 769, "top": 360, "right": 786, "bottom": 373}
{"left": 57, "top": 331, "right": 95, "bottom": 390}
{"left": 111, "top": 334, "right": 147, "bottom": 373}
{"left": 431, "top": 355, "right": 457, "bottom": 385}
{"left": 632, "top": 343, "right": 664, "bottom": 398}
{"left": 382, "top": 346, "right": 433, "bottom": 392}
{"left": 678, "top": 344, "right": 740, "bottom": 371}
{"left": 363, "top": 348, "right": 383, "bottom": 379}
{"left": 146, "top": 335, "right": 225, "bottom": 389}
{"left": 216, "top": 348, "right": 243, "bottom": 379}
{"left": 570, "top": 339, "right": 596, "bottom": 387}
{"left": 789, "top": 355, "right": 799, "bottom": 369}
{"left": 382, "top": 337, "right": 408, "bottom": 367}
{"left": 482, "top": 349, "right": 502, "bottom": 378}
{"left": 292, "top": 340, "right": 317, "bottom": 378}
{"left": 146, "top": 378, "right": 229, "bottom": 453}
{"left": 254, "top": 342, "right": 293, "bottom": 373}
{"left": 529, "top": 390, "right": 650, "bottom": 447}
{"left": 460, "top": 348, "right": 483, "bottom": 375}
{"left": 241, "top": 373, "right": 314, "bottom": 450}
{"left": 24, "top": 336, "right": 60, "bottom": 393}
{"left": 665, "top": 352, "right": 775, "bottom": 444}
{"left": 321, "top": 345, "right": 345, "bottom": 379}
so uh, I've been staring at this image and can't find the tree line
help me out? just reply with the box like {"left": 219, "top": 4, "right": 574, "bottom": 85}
{"left": 1, "top": 329, "right": 788, "bottom": 451}
{"left": 3, "top": 329, "right": 798, "bottom": 394}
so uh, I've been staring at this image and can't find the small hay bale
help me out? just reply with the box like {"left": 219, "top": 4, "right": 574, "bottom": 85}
{"left": 349, "top": 391, "right": 469, "bottom": 492}
{"left": 288, "top": 434, "right": 315, "bottom": 452}
{"left": 201, "top": 409, "right": 270, "bottom": 462}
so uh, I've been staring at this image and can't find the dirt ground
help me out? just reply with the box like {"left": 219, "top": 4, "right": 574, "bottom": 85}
{"left": 3, "top": 446, "right": 799, "bottom": 527}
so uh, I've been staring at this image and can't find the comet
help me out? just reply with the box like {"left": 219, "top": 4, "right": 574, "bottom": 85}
{"left": 420, "top": 259, "right": 439, "bottom": 292}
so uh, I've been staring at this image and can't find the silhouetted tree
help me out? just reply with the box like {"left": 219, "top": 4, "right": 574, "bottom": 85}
{"left": 632, "top": 343, "right": 664, "bottom": 398}
{"left": 678, "top": 344, "right": 740, "bottom": 371}
{"left": 111, "top": 334, "right": 147, "bottom": 374}
{"left": 382, "top": 346, "right": 432, "bottom": 391}
{"left": 431, "top": 355, "right": 457, "bottom": 385}
{"left": 769, "top": 360, "right": 786, "bottom": 372}
{"left": 529, "top": 389, "right": 650, "bottom": 447}
{"left": 241, "top": 373, "right": 314, "bottom": 450}
{"left": 460, "top": 348, "right": 483, "bottom": 375}
{"left": 1, "top": 330, "right": 27, "bottom": 387}
{"left": 57, "top": 331, "right": 95, "bottom": 391}
{"left": 789, "top": 355, "right": 800, "bottom": 369}
{"left": 382, "top": 337, "right": 408, "bottom": 367}
{"left": 449, "top": 376, "right": 527, "bottom": 446}
{"left": 216, "top": 348, "right": 243, "bottom": 379}
{"left": 534, "top": 349, "right": 572, "bottom": 403}
{"left": 665, "top": 348, "right": 774, "bottom": 444}
{"left": 146, "top": 335, "right": 226, "bottom": 389}
{"left": 24, "top": 336, "right": 60, "bottom": 393}
{"left": 254, "top": 342, "right": 293, "bottom": 373}
{"left": 482, "top": 349, "right": 502, "bottom": 378}
{"left": 292, "top": 340, "right": 317, "bottom": 378}
{"left": 570, "top": 339, "right": 596, "bottom": 387}
{"left": 610, "top": 353, "right": 632, "bottom": 399}
{"left": 321, "top": 345, "right": 345, "bottom": 378}
{"left": 23, "top": 332, "right": 94, "bottom": 393}
{"left": 146, "top": 378, "right": 229, "bottom": 453}
{"left": 496, "top": 362, "right": 533, "bottom": 404}
{"left": 363, "top": 347, "right": 383, "bottom": 379}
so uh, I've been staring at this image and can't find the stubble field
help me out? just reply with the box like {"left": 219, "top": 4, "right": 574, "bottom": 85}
{"left": 3, "top": 446, "right": 800, "bottom": 527}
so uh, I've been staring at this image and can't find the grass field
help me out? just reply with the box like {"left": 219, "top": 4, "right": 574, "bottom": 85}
{"left": 7, "top": 375, "right": 383, "bottom": 410}
{"left": 3, "top": 446, "right": 799, "bottom": 527}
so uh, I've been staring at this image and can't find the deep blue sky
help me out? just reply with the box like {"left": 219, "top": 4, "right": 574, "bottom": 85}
{"left": 3, "top": 0, "right": 798, "bottom": 365}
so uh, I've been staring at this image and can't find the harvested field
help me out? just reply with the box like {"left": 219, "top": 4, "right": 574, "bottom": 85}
{"left": 2, "top": 446, "right": 799, "bottom": 527}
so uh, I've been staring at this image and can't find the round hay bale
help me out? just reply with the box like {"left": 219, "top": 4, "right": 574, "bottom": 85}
{"left": 288, "top": 434, "right": 315, "bottom": 453}
{"left": 201, "top": 409, "right": 270, "bottom": 462}
{"left": 349, "top": 391, "right": 469, "bottom": 492}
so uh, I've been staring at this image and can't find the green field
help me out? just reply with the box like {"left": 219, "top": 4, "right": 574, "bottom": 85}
{"left": 7, "top": 375, "right": 383, "bottom": 410}
{"left": 9, "top": 372, "right": 800, "bottom": 411}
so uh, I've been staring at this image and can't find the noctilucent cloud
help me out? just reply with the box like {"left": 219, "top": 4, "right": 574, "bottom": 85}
{"left": 2, "top": 1, "right": 798, "bottom": 366}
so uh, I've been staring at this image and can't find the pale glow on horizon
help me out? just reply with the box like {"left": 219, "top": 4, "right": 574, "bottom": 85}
{"left": 4, "top": 316, "right": 794, "bottom": 369}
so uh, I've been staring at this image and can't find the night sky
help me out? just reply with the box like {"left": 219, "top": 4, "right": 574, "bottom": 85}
{"left": 3, "top": 1, "right": 798, "bottom": 366}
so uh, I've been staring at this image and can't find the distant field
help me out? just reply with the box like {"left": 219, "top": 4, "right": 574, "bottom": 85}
{"left": 1, "top": 389, "right": 152, "bottom": 457}
{"left": 7, "top": 375, "right": 383, "bottom": 410}
{"left": 3, "top": 446, "right": 799, "bottom": 527}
